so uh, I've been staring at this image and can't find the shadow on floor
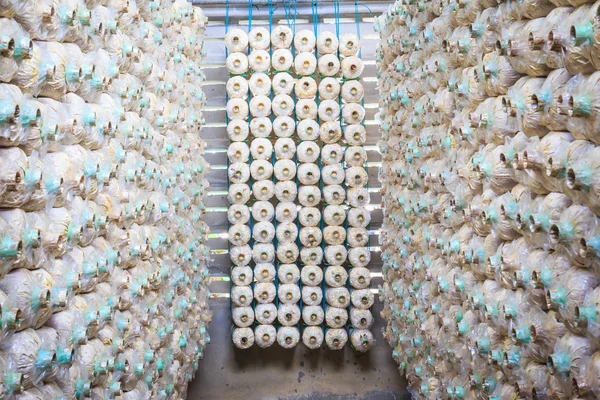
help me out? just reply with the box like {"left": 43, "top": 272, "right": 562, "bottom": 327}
{"left": 186, "top": 299, "right": 411, "bottom": 400}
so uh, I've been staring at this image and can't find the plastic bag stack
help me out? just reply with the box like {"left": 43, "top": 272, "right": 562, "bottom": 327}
{"left": 227, "top": 27, "right": 373, "bottom": 350}
{"left": 0, "top": 1, "right": 211, "bottom": 398}
{"left": 294, "top": 29, "right": 319, "bottom": 350}
{"left": 376, "top": 0, "right": 600, "bottom": 397}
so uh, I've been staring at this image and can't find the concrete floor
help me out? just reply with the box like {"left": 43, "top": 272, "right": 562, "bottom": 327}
{"left": 187, "top": 298, "right": 411, "bottom": 400}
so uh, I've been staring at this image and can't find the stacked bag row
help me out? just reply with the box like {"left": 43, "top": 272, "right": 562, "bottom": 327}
{"left": 376, "top": 0, "right": 600, "bottom": 397}
{"left": 226, "top": 25, "right": 374, "bottom": 350}
{"left": 0, "top": 0, "right": 211, "bottom": 398}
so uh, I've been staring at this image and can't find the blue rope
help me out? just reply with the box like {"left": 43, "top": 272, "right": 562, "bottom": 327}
{"left": 283, "top": 0, "right": 298, "bottom": 33}
{"left": 248, "top": 0, "right": 253, "bottom": 31}
{"left": 283, "top": 0, "right": 291, "bottom": 28}
{"left": 268, "top": 0, "right": 274, "bottom": 47}
{"left": 333, "top": 0, "right": 340, "bottom": 38}
{"left": 311, "top": 0, "right": 318, "bottom": 37}
{"left": 355, "top": 1, "right": 362, "bottom": 58}
{"left": 292, "top": 0, "right": 297, "bottom": 34}
{"left": 225, "top": 0, "right": 230, "bottom": 36}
